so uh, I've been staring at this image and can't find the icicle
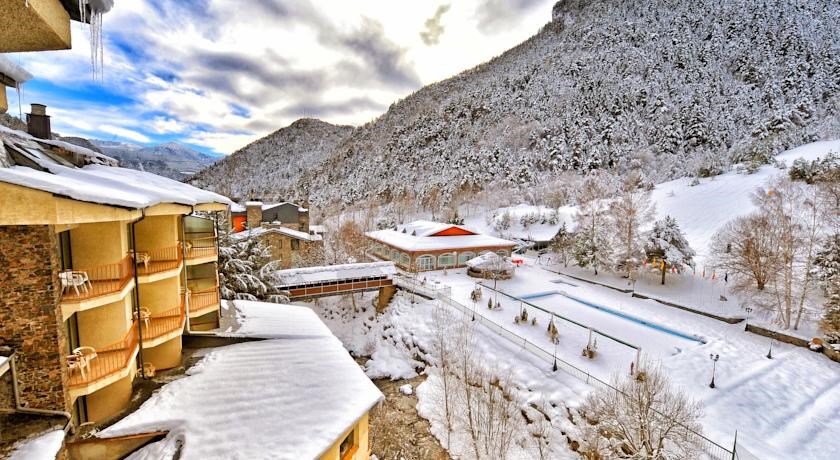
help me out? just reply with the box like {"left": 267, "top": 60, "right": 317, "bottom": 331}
{"left": 16, "top": 83, "right": 22, "bottom": 120}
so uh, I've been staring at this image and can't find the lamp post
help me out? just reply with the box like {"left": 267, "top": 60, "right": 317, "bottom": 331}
{"left": 552, "top": 340, "right": 558, "bottom": 372}
{"left": 767, "top": 339, "right": 774, "bottom": 359}
{"left": 709, "top": 353, "right": 719, "bottom": 388}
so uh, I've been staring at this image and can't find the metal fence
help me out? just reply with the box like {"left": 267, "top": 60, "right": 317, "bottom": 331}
{"left": 395, "top": 276, "right": 734, "bottom": 460}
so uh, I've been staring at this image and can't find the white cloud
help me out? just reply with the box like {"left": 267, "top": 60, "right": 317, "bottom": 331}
{"left": 99, "top": 124, "right": 151, "bottom": 143}
{"left": 10, "top": 0, "right": 556, "bottom": 154}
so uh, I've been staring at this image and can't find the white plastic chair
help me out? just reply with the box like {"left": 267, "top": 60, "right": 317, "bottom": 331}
{"left": 71, "top": 346, "right": 98, "bottom": 378}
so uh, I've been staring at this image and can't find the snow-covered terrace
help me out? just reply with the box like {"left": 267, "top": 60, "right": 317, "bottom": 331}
{"left": 274, "top": 261, "right": 396, "bottom": 287}
{"left": 0, "top": 126, "right": 231, "bottom": 209}
{"left": 103, "top": 302, "right": 383, "bottom": 459}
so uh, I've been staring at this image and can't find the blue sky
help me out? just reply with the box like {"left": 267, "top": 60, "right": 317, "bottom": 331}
{"left": 6, "top": 0, "right": 554, "bottom": 155}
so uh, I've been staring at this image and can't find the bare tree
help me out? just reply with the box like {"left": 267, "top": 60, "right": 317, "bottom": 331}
{"left": 711, "top": 213, "right": 778, "bottom": 291}
{"left": 572, "top": 173, "right": 616, "bottom": 275}
{"left": 578, "top": 361, "right": 704, "bottom": 459}
{"left": 610, "top": 173, "right": 655, "bottom": 279}
{"left": 430, "top": 303, "right": 459, "bottom": 447}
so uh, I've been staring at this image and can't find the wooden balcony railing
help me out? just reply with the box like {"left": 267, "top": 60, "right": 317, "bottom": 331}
{"left": 67, "top": 322, "right": 139, "bottom": 388}
{"left": 185, "top": 236, "right": 218, "bottom": 260}
{"left": 134, "top": 245, "right": 183, "bottom": 276}
{"left": 189, "top": 286, "right": 220, "bottom": 316}
{"left": 61, "top": 255, "right": 134, "bottom": 303}
{"left": 142, "top": 298, "right": 186, "bottom": 342}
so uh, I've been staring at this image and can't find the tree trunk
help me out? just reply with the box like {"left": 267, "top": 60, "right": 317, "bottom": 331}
{"left": 661, "top": 263, "right": 666, "bottom": 285}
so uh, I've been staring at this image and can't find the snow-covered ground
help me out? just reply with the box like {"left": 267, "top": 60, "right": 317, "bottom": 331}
{"left": 463, "top": 203, "right": 575, "bottom": 243}
{"left": 401, "top": 263, "right": 840, "bottom": 460}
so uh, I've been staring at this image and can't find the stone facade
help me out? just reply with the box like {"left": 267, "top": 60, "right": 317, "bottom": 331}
{"left": 0, "top": 365, "right": 14, "bottom": 410}
{"left": 258, "top": 224, "right": 311, "bottom": 269}
{"left": 0, "top": 225, "right": 69, "bottom": 412}
{"left": 246, "top": 203, "right": 263, "bottom": 231}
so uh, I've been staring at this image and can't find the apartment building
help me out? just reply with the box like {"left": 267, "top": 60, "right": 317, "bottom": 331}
{"left": 0, "top": 121, "right": 230, "bottom": 425}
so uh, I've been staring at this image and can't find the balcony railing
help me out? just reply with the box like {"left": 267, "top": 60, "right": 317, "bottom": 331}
{"left": 185, "top": 236, "right": 218, "bottom": 260}
{"left": 60, "top": 255, "right": 134, "bottom": 303}
{"left": 134, "top": 245, "right": 183, "bottom": 276}
{"left": 142, "top": 298, "right": 186, "bottom": 341}
{"left": 67, "top": 322, "right": 139, "bottom": 388}
{"left": 189, "top": 286, "right": 220, "bottom": 316}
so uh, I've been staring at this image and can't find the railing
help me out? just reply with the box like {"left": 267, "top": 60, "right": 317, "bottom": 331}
{"left": 67, "top": 322, "right": 139, "bottom": 388}
{"left": 397, "top": 278, "right": 734, "bottom": 460}
{"left": 61, "top": 255, "right": 134, "bottom": 302}
{"left": 143, "top": 298, "right": 186, "bottom": 341}
{"left": 189, "top": 286, "right": 220, "bottom": 316}
{"left": 185, "top": 236, "right": 218, "bottom": 260}
{"left": 134, "top": 245, "right": 183, "bottom": 276}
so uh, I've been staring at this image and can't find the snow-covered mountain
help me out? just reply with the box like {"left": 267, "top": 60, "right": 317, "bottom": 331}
{"left": 188, "top": 118, "right": 354, "bottom": 201}
{"left": 191, "top": 0, "right": 839, "bottom": 208}
{"left": 89, "top": 140, "right": 219, "bottom": 180}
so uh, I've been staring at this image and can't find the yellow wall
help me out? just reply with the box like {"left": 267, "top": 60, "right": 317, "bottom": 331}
{"left": 0, "top": 183, "right": 141, "bottom": 225}
{"left": 69, "top": 221, "right": 129, "bottom": 268}
{"left": 76, "top": 297, "right": 132, "bottom": 349}
{"left": 138, "top": 276, "right": 181, "bottom": 314}
{"left": 186, "top": 263, "right": 218, "bottom": 291}
{"left": 84, "top": 373, "right": 133, "bottom": 423}
{"left": 135, "top": 215, "right": 180, "bottom": 250}
{"left": 319, "top": 413, "right": 371, "bottom": 460}
{"left": 0, "top": 87, "right": 7, "bottom": 113}
{"left": 142, "top": 335, "right": 182, "bottom": 371}
{"left": 0, "top": 0, "right": 72, "bottom": 52}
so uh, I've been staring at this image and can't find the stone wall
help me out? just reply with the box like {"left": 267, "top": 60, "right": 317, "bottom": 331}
{"left": 246, "top": 203, "right": 262, "bottom": 230}
{"left": 0, "top": 225, "right": 69, "bottom": 412}
{"left": 0, "top": 364, "right": 14, "bottom": 409}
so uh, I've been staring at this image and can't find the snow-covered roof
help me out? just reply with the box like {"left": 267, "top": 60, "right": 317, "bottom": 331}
{"left": 309, "top": 224, "right": 326, "bottom": 233}
{"left": 0, "top": 126, "right": 231, "bottom": 209}
{"left": 367, "top": 221, "right": 516, "bottom": 252}
{"left": 231, "top": 201, "right": 306, "bottom": 213}
{"left": 274, "top": 261, "right": 396, "bottom": 286}
{"left": 0, "top": 55, "right": 33, "bottom": 84}
{"left": 103, "top": 302, "right": 383, "bottom": 460}
{"left": 465, "top": 252, "right": 514, "bottom": 270}
{"left": 230, "top": 225, "right": 321, "bottom": 242}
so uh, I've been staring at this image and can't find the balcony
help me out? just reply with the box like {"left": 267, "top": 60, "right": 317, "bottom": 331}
{"left": 185, "top": 236, "right": 218, "bottom": 265}
{"left": 134, "top": 245, "right": 183, "bottom": 283}
{"left": 141, "top": 299, "right": 186, "bottom": 348}
{"left": 60, "top": 255, "right": 134, "bottom": 312}
{"left": 67, "top": 322, "right": 139, "bottom": 397}
{"left": 188, "top": 286, "right": 221, "bottom": 318}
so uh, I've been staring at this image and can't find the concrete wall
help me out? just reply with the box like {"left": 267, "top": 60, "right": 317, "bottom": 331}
{"left": 84, "top": 373, "right": 133, "bottom": 423}
{"left": 0, "top": 225, "right": 70, "bottom": 412}
{"left": 142, "top": 336, "right": 182, "bottom": 371}
{"left": 134, "top": 215, "right": 179, "bottom": 251}
{"left": 69, "top": 221, "right": 128, "bottom": 268}
{"left": 76, "top": 297, "right": 133, "bottom": 349}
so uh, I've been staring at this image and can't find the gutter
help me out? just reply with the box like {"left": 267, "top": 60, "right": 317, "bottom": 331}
{"left": 131, "top": 210, "right": 147, "bottom": 378}
{"left": 5, "top": 353, "right": 74, "bottom": 433}
{"left": 182, "top": 208, "right": 192, "bottom": 332}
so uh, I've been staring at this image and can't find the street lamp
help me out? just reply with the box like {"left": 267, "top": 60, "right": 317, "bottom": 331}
{"left": 552, "top": 340, "right": 558, "bottom": 372}
{"left": 709, "top": 354, "right": 719, "bottom": 388}
{"left": 767, "top": 339, "right": 774, "bottom": 359}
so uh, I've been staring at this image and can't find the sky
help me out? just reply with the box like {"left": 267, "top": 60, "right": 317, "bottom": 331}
{"left": 6, "top": 0, "right": 555, "bottom": 155}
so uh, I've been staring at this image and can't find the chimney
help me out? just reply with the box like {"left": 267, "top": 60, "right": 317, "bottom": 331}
{"left": 246, "top": 201, "right": 263, "bottom": 230}
{"left": 26, "top": 103, "right": 51, "bottom": 139}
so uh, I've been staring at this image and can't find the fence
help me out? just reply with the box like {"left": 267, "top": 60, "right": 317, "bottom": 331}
{"left": 185, "top": 236, "right": 218, "bottom": 260}
{"left": 396, "top": 277, "right": 734, "bottom": 460}
{"left": 61, "top": 255, "right": 134, "bottom": 302}
{"left": 189, "top": 286, "right": 220, "bottom": 317}
{"left": 67, "top": 321, "right": 139, "bottom": 388}
{"left": 135, "top": 245, "right": 183, "bottom": 275}
{"left": 144, "top": 298, "right": 186, "bottom": 341}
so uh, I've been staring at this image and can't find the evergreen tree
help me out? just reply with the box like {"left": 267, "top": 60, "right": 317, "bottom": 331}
{"left": 572, "top": 173, "right": 614, "bottom": 275}
{"left": 815, "top": 234, "right": 840, "bottom": 341}
{"left": 549, "top": 222, "right": 574, "bottom": 267}
{"left": 217, "top": 215, "right": 288, "bottom": 303}
{"left": 644, "top": 216, "right": 695, "bottom": 285}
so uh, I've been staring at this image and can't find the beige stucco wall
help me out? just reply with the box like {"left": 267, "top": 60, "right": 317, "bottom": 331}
{"left": 75, "top": 297, "right": 133, "bottom": 349}
{"left": 69, "top": 221, "right": 129, "bottom": 268}
{"left": 0, "top": 0, "right": 72, "bottom": 53}
{"left": 138, "top": 276, "right": 181, "bottom": 314}
{"left": 318, "top": 412, "right": 371, "bottom": 460}
{"left": 84, "top": 373, "right": 133, "bottom": 423}
{"left": 141, "top": 335, "right": 182, "bottom": 371}
{"left": 0, "top": 183, "right": 141, "bottom": 225}
{"left": 135, "top": 215, "right": 180, "bottom": 250}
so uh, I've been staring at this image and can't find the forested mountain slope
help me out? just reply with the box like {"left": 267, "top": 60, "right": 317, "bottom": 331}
{"left": 193, "top": 0, "right": 840, "bottom": 208}
{"left": 188, "top": 118, "right": 353, "bottom": 200}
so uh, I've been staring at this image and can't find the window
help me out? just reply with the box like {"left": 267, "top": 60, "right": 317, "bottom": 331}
{"left": 458, "top": 251, "right": 475, "bottom": 265}
{"left": 496, "top": 250, "right": 509, "bottom": 257}
{"left": 58, "top": 230, "right": 72, "bottom": 271}
{"left": 391, "top": 249, "right": 400, "bottom": 261}
{"left": 339, "top": 429, "right": 356, "bottom": 459}
{"left": 400, "top": 253, "right": 410, "bottom": 267}
{"left": 417, "top": 255, "right": 435, "bottom": 271}
{"left": 291, "top": 239, "right": 300, "bottom": 250}
{"left": 438, "top": 253, "right": 455, "bottom": 267}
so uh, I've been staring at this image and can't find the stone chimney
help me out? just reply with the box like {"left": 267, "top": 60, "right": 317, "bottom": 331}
{"left": 26, "top": 103, "right": 51, "bottom": 139}
{"left": 246, "top": 201, "right": 263, "bottom": 230}
{"left": 299, "top": 201, "right": 310, "bottom": 233}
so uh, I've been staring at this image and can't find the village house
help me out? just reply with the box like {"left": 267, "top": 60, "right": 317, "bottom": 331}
{"left": 0, "top": 112, "right": 229, "bottom": 425}
{"left": 230, "top": 201, "right": 322, "bottom": 269}
{"left": 366, "top": 220, "right": 517, "bottom": 271}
